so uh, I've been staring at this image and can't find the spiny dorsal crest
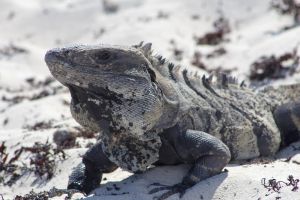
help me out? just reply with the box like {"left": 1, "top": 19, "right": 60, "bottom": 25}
{"left": 204, "top": 72, "right": 247, "bottom": 90}
{"left": 133, "top": 41, "right": 153, "bottom": 57}
{"left": 133, "top": 42, "right": 247, "bottom": 90}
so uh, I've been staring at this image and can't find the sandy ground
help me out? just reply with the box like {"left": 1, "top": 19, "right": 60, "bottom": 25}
{"left": 0, "top": 0, "right": 300, "bottom": 199}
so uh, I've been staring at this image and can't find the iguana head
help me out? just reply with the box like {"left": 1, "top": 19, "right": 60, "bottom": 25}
{"left": 45, "top": 43, "right": 164, "bottom": 138}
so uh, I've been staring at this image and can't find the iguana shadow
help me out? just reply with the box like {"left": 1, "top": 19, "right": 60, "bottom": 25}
{"left": 83, "top": 164, "right": 228, "bottom": 200}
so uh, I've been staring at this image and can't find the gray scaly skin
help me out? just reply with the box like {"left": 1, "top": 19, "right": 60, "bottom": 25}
{"left": 45, "top": 42, "right": 300, "bottom": 199}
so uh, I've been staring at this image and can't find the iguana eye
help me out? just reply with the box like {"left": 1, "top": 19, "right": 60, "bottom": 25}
{"left": 95, "top": 51, "right": 111, "bottom": 61}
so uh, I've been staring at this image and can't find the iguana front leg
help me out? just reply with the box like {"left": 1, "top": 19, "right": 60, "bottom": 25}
{"left": 149, "top": 130, "right": 231, "bottom": 200}
{"left": 68, "top": 142, "right": 118, "bottom": 194}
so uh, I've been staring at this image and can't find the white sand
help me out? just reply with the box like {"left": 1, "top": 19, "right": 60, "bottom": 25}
{"left": 0, "top": 0, "right": 300, "bottom": 199}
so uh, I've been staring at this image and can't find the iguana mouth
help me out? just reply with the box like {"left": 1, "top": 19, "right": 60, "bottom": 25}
{"left": 67, "top": 84, "right": 122, "bottom": 105}
{"left": 68, "top": 84, "right": 82, "bottom": 105}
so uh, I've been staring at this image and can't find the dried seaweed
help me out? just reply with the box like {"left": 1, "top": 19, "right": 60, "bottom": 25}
{"left": 1, "top": 77, "right": 65, "bottom": 113}
{"left": 23, "top": 141, "right": 66, "bottom": 179}
{"left": 261, "top": 175, "right": 299, "bottom": 195}
{"left": 249, "top": 49, "right": 299, "bottom": 84}
{"left": 191, "top": 51, "right": 236, "bottom": 74}
{"left": 195, "top": 17, "right": 230, "bottom": 45}
{"left": 0, "top": 44, "right": 28, "bottom": 59}
{"left": 191, "top": 51, "right": 207, "bottom": 70}
{"left": 0, "top": 142, "right": 26, "bottom": 186}
{"left": 169, "top": 40, "right": 184, "bottom": 61}
{"left": 14, "top": 187, "right": 82, "bottom": 200}
{"left": 14, "top": 190, "right": 48, "bottom": 200}
{"left": 23, "top": 121, "right": 54, "bottom": 131}
{"left": 271, "top": 0, "right": 300, "bottom": 24}
{"left": 157, "top": 11, "right": 169, "bottom": 19}
{"left": 102, "top": 0, "right": 119, "bottom": 13}
{"left": 0, "top": 141, "right": 66, "bottom": 186}
{"left": 206, "top": 47, "right": 227, "bottom": 59}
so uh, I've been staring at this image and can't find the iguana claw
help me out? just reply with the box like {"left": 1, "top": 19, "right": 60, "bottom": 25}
{"left": 149, "top": 182, "right": 190, "bottom": 200}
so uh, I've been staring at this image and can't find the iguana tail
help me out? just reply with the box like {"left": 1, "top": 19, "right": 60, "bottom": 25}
{"left": 267, "top": 84, "right": 300, "bottom": 146}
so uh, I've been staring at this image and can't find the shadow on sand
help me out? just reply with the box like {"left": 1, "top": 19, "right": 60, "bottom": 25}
{"left": 84, "top": 164, "right": 228, "bottom": 200}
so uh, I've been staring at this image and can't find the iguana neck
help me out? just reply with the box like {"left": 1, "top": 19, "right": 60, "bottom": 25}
{"left": 152, "top": 81, "right": 183, "bottom": 130}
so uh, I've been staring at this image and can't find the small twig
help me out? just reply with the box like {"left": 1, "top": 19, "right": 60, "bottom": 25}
{"left": 8, "top": 148, "right": 24, "bottom": 164}
{"left": 283, "top": 156, "right": 293, "bottom": 162}
{"left": 261, "top": 178, "right": 283, "bottom": 193}
{"left": 292, "top": 160, "right": 300, "bottom": 165}
{"left": 261, "top": 175, "right": 299, "bottom": 194}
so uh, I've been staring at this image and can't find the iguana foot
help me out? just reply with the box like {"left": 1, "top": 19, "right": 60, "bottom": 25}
{"left": 67, "top": 162, "right": 101, "bottom": 194}
{"left": 148, "top": 182, "right": 190, "bottom": 200}
{"left": 68, "top": 143, "right": 118, "bottom": 194}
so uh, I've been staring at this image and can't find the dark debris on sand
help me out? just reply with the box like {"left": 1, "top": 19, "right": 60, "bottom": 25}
{"left": 249, "top": 49, "right": 299, "bottom": 85}
{"left": 0, "top": 76, "right": 66, "bottom": 113}
{"left": 206, "top": 47, "right": 227, "bottom": 59}
{"left": 14, "top": 187, "right": 82, "bottom": 200}
{"left": 2, "top": 77, "right": 64, "bottom": 103}
{"left": 0, "top": 141, "right": 66, "bottom": 186}
{"left": 0, "top": 44, "right": 28, "bottom": 59}
{"left": 261, "top": 175, "right": 299, "bottom": 196}
{"left": 195, "top": 17, "right": 230, "bottom": 46}
{"left": 23, "top": 141, "right": 66, "bottom": 179}
{"left": 271, "top": 0, "right": 300, "bottom": 24}
{"left": 23, "top": 121, "right": 54, "bottom": 131}
{"left": 191, "top": 51, "right": 236, "bottom": 74}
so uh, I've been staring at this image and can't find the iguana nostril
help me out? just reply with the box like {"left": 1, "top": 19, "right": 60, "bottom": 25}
{"left": 45, "top": 49, "right": 62, "bottom": 64}
{"left": 45, "top": 50, "right": 55, "bottom": 63}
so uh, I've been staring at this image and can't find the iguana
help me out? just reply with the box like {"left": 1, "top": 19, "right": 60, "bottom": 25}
{"left": 45, "top": 42, "right": 300, "bottom": 200}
